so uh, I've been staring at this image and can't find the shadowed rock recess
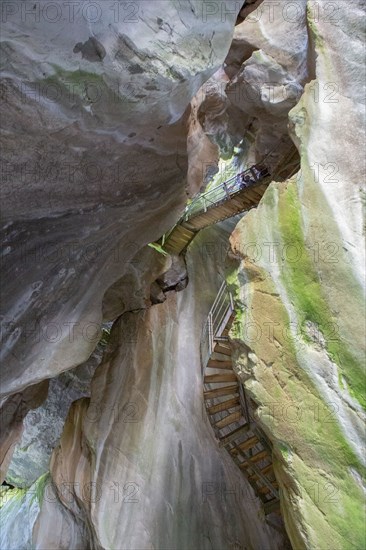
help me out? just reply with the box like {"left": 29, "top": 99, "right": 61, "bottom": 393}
{"left": 0, "top": 1, "right": 365, "bottom": 549}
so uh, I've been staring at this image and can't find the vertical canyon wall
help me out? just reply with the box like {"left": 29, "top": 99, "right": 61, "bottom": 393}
{"left": 1, "top": 2, "right": 365, "bottom": 549}
{"left": 2, "top": 221, "right": 289, "bottom": 549}
{"left": 228, "top": 2, "right": 365, "bottom": 549}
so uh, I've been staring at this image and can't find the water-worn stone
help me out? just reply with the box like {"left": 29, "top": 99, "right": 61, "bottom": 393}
{"left": 1, "top": 1, "right": 365, "bottom": 548}
{"left": 228, "top": 2, "right": 366, "bottom": 548}
{"left": 39, "top": 220, "right": 287, "bottom": 549}
{"left": 6, "top": 346, "right": 103, "bottom": 488}
{"left": 0, "top": 1, "right": 239, "bottom": 398}
{"left": 0, "top": 381, "right": 49, "bottom": 484}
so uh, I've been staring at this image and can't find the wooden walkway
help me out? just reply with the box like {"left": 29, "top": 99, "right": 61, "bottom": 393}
{"left": 201, "top": 282, "right": 285, "bottom": 525}
{"left": 161, "top": 146, "right": 299, "bottom": 255}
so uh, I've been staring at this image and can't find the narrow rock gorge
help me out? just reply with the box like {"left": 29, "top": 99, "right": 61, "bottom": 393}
{"left": 1, "top": 2, "right": 365, "bottom": 549}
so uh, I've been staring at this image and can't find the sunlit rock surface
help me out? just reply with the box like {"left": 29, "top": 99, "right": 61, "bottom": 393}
{"left": 0, "top": 380, "right": 49, "bottom": 484}
{"left": 6, "top": 343, "right": 104, "bottom": 488}
{"left": 196, "top": 0, "right": 309, "bottom": 170}
{"left": 228, "top": 2, "right": 366, "bottom": 548}
{"left": 0, "top": 482, "right": 42, "bottom": 550}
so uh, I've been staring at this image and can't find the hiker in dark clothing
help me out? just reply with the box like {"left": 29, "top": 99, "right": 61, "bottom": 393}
{"left": 242, "top": 173, "right": 253, "bottom": 186}
{"left": 252, "top": 164, "right": 270, "bottom": 179}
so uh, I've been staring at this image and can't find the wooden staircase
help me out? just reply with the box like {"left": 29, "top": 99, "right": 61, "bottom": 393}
{"left": 161, "top": 145, "right": 300, "bottom": 256}
{"left": 201, "top": 283, "right": 282, "bottom": 519}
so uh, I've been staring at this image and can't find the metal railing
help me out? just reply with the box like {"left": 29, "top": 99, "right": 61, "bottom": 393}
{"left": 184, "top": 164, "right": 270, "bottom": 222}
{"left": 201, "top": 281, "right": 234, "bottom": 372}
{"left": 160, "top": 145, "right": 300, "bottom": 247}
{"left": 200, "top": 284, "right": 280, "bottom": 503}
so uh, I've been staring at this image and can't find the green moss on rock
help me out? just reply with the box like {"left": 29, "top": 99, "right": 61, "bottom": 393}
{"left": 278, "top": 183, "right": 366, "bottom": 408}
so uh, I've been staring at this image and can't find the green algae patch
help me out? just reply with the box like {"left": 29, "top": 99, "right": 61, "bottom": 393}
{"left": 0, "top": 486, "right": 27, "bottom": 509}
{"left": 277, "top": 182, "right": 366, "bottom": 409}
{"left": 148, "top": 242, "right": 169, "bottom": 257}
{"left": 36, "top": 65, "right": 139, "bottom": 114}
{"left": 31, "top": 472, "right": 50, "bottom": 506}
{"left": 38, "top": 66, "right": 106, "bottom": 101}
{"left": 295, "top": 458, "right": 366, "bottom": 550}
{"left": 228, "top": 189, "right": 365, "bottom": 549}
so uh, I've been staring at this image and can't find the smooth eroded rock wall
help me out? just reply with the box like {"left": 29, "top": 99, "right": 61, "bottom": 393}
{"left": 228, "top": 2, "right": 366, "bottom": 548}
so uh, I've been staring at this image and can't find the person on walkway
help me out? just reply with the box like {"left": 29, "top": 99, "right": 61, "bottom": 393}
{"left": 242, "top": 173, "right": 253, "bottom": 186}
{"left": 252, "top": 164, "right": 270, "bottom": 179}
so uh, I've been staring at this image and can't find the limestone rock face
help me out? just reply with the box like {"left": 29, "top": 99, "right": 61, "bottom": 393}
{"left": 1, "top": 1, "right": 365, "bottom": 548}
{"left": 228, "top": 2, "right": 366, "bottom": 549}
{"left": 0, "top": 482, "right": 42, "bottom": 550}
{"left": 1, "top": 1, "right": 239, "bottom": 398}
{"left": 36, "top": 220, "right": 287, "bottom": 549}
{"left": 5, "top": 344, "right": 104, "bottom": 488}
{"left": 188, "top": 1, "right": 308, "bottom": 181}
{"left": 0, "top": 380, "right": 49, "bottom": 484}
{"left": 225, "top": 0, "right": 309, "bottom": 164}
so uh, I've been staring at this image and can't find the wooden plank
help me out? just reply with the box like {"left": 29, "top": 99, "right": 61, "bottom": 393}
{"left": 204, "top": 384, "right": 238, "bottom": 400}
{"left": 249, "top": 463, "right": 273, "bottom": 481}
{"left": 219, "top": 423, "right": 251, "bottom": 446}
{"left": 206, "top": 396, "right": 240, "bottom": 415}
{"left": 221, "top": 205, "right": 239, "bottom": 217}
{"left": 204, "top": 373, "right": 237, "bottom": 384}
{"left": 258, "top": 482, "right": 278, "bottom": 495}
{"left": 171, "top": 227, "right": 193, "bottom": 238}
{"left": 167, "top": 238, "right": 188, "bottom": 247}
{"left": 239, "top": 449, "right": 268, "bottom": 467}
{"left": 242, "top": 191, "right": 260, "bottom": 203}
{"left": 215, "top": 410, "right": 241, "bottom": 429}
{"left": 256, "top": 183, "right": 269, "bottom": 193}
{"left": 228, "top": 199, "right": 245, "bottom": 209}
{"left": 181, "top": 222, "right": 197, "bottom": 232}
{"left": 206, "top": 360, "right": 232, "bottom": 370}
{"left": 213, "top": 343, "right": 232, "bottom": 356}
{"left": 235, "top": 196, "right": 255, "bottom": 209}
{"left": 168, "top": 229, "right": 192, "bottom": 240}
{"left": 229, "top": 199, "right": 246, "bottom": 210}
{"left": 263, "top": 499, "right": 281, "bottom": 515}
{"left": 166, "top": 235, "right": 190, "bottom": 244}
{"left": 237, "top": 435, "right": 259, "bottom": 453}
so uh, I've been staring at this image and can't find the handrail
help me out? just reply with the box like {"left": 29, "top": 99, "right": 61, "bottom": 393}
{"left": 185, "top": 141, "right": 299, "bottom": 223}
{"left": 160, "top": 144, "right": 300, "bottom": 247}
{"left": 201, "top": 281, "right": 234, "bottom": 373}
{"left": 201, "top": 281, "right": 281, "bottom": 504}
{"left": 184, "top": 163, "right": 269, "bottom": 222}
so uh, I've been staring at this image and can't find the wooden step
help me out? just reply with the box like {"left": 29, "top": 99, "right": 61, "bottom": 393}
{"left": 236, "top": 436, "right": 259, "bottom": 453}
{"left": 204, "top": 373, "right": 237, "bottom": 384}
{"left": 207, "top": 397, "right": 240, "bottom": 415}
{"left": 239, "top": 449, "right": 268, "bottom": 467}
{"left": 213, "top": 343, "right": 232, "bottom": 356}
{"left": 215, "top": 410, "right": 241, "bottom": 429}
{"left": 263, "top": 498, "right": 281, "bottom": 515}
{"left": 219, "top": 423, "right": 250, "bottom": 446}
{"left": 242, "top": 189, "right": 261, "bottom": 202}
{"left": 258, "top": 482, "right": 278, "bottom": 495}
{"left": 249, "top": 463, "right": 273, "bottom": 481}
{"left": 203, "top": 384, "right": 238, "bottom": 400}
{"left": 206, "top": 360, "right": 232, "bottom": 370}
